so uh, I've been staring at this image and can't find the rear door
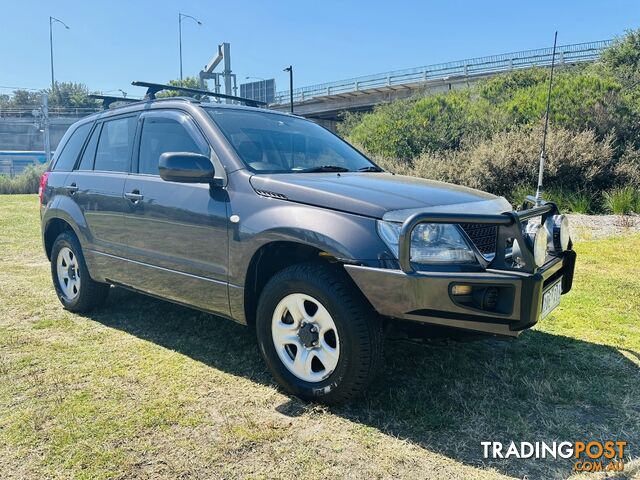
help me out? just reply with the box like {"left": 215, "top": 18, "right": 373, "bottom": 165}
{"left": 121, "top": 109, "right": 230, "bottom": 315}
{"left": 46, "top": 121, "right": 93, "bottom": 202}
{"left": 65, "top": 114, "right": 138, "bottom": 281}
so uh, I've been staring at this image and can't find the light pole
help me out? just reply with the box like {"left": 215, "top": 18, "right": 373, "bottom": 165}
{"left": 283, "top": 66, "right": 293, "bottom": 113}
{"left": 49, "top": 16, "right": 70, "bottom": 92}
{"left": 105, "top": 89, "right": 128, "bottom": 98}
{"left": 245, "top": 76, "right": 266, "bottom": 103}
{"left": 178, "top": 13, "right": 202, "bottom": 82}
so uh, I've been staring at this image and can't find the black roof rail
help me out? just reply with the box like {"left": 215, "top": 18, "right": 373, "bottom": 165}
{"left": 89, "top": 94, "right": 141, "bottom": 110}
{"left": 131, "top": 81, "right": 267, "bottom": 107}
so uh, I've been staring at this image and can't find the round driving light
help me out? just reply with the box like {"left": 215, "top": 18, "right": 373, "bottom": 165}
{"left": 545, "top": 214, "right": 570, "bottom": 252}
{"left": 525, "top": 223, "right": 548, "bottom": 267}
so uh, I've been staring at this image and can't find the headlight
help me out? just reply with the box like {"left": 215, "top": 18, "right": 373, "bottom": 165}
{"left": 545, "top": 214, "right": 570, "bottom": 252}
{"left": 525, "top": 223, "right": 548, "bottom": 267}
{"left": 377, "top": 221, "right": 477, "bottom": 264}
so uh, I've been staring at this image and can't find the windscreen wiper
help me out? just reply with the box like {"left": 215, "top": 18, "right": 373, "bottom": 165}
{"left": 296, "top": 165, "right": 351, "bottom": 173}
{"left": 357, "top": 166, "right": 383, "bottom": 172}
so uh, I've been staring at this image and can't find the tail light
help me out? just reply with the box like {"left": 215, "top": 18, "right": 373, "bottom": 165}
{"left": 39, "top": 171, "right": 50, "bottom": 204}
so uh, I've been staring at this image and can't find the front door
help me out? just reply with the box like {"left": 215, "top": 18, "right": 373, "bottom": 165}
{"left": 121, "top": 110, "right": 230, "bottom": 315}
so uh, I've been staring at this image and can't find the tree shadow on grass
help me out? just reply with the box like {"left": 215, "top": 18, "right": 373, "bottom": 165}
{"left": 88, "top": 287, "right": 640, "bottom": 480}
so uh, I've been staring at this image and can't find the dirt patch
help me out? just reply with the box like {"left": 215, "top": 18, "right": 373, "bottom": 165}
{"left": 567, "top": 213, "right": 640, "bottom": 241}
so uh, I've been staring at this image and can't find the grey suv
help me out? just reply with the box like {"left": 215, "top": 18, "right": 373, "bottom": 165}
{"left": 40, "top": 94, "right": 576, "bottom": 403}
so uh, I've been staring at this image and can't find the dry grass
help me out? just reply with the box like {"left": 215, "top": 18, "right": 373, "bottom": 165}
{"left": 1, "top": 195, "right": 638, "bottom": 479}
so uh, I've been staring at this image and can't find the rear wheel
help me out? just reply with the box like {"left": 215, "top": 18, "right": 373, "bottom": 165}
{"left": 256, "top": 262, "right": 383, "bottom": 404}
{"left": 50, "top": 231, "right": 109, "bottom": 312}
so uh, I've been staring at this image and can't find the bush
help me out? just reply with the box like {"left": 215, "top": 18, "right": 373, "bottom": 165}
{"left": 0, "top": 164, "right": 47, "bottom": 194}
{"left": 602, "top": 187, "right": 639, "bottom": 214}
{"left": 373, "top": 126, "right": 615, "bottom": 199}
{"left": 544, "top": 189, "right": 594, "bottom": 214}
{"left": 341, "top": 30, "right": 640, "bottom": 211}
{"left": 614, "top": 146, "right": 640, "bottom": 187}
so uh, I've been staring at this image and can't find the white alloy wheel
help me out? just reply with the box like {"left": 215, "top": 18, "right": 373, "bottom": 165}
{"left": 271, "top": 293, "right": 340, "bottom": 383}
{"left": 56, "top": 246, "right": 81, "bottom": 301}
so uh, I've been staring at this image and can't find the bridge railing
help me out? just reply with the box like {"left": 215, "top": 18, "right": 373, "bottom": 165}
{"left": 0, "top": 106, "right": 101, "bottom": 118}
{"left": 272, "top": 39, "right": 612, "bottom": 105}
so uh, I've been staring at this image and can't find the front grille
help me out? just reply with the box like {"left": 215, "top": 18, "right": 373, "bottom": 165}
{"left": 459, "top": 223, "right": 498, "bottom": 256}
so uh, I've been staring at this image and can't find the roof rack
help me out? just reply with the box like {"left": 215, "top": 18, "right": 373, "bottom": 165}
{"left": 131, "top": 81, "right": 267, "bottom": 107}
{"left": 89, "top": 94, "right": 141, "bottom": 110}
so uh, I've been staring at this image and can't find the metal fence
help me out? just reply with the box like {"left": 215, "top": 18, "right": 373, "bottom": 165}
{"left": 273, "top": 39, "right": 613, "bottom": 104}
{"left": 0, "top": 151, "right": 47, "bottom": 177}
{"left": 0, "top": 106, "right": 101, "bottom": 118}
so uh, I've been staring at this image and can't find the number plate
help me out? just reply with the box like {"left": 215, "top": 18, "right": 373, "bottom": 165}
{"left": 541, "top": 278, "right": 563, "bottom": 319}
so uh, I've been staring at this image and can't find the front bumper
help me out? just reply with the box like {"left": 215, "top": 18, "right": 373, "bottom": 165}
{"left": 345, "top": 203, "right": 577, "bottom": 337}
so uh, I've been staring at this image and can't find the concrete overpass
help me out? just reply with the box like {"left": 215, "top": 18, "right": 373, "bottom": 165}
{"left": 269, "top": 39, "right": 612, "bottom": 129}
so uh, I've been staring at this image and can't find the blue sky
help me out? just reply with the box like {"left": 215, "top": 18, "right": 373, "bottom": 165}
{"left": 1, "top": 0, "right": 637, "bottom": 97}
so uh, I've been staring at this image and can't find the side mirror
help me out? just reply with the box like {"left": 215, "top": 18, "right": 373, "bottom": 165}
{"left": 159, "top": 152, "right": 215, "bottom": 183}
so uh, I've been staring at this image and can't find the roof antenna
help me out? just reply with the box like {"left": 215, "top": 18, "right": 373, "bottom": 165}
{"left": 535, "top": 31, "right": 558, "bottom": 206}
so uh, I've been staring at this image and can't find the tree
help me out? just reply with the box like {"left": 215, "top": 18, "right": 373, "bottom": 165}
{"left": 45, "top": 82, "right": 99, "bottom": 109}
{"left": 157, "top": 77, "right": 206, "bottom": 99}
{"left": 0, "top": 89, "right": 40, "bottom": 109}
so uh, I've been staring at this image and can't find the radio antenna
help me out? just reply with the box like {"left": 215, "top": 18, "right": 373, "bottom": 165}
{"left": 535, "top": 31, "right": 558, "bottom": 206}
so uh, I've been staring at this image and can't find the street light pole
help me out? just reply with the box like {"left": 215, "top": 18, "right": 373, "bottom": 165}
{"left": 42, "top": 93, "right": 51, "bottom": 164}
{"left": 178, "top": 13, "right": 202, "bottom": 82}
{"left": 283, "top": 65, "right": 293, "bottom": 113}
{"left": 49, "top": 16, "right": 70, "bottom": 92}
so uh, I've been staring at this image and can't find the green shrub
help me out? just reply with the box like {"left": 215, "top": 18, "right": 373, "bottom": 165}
{"left": 0, "top": 164, "right": 47, "bottom": 194}
{"left": 507, "top": 184, "right": 534, "bottom": 207}
{"left": 543, "top": 188, "right": 593, "bottom": 214}
{"left": 614, "top": 146, "right": 640, "bottom": 187}
{"left": 374, "top": 126, "right": 615, "bottom": 198}
{"left": 602, "top": 187, "right": 638, "bottom": 214}
{"left": 566, "top": 191, "right": 594, "bottom": 214}
{"left": 342, "top": 29, "right": 640, "bottom": 205}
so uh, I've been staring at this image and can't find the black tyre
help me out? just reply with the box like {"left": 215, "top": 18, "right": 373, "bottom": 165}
{"left": 50, "top": 231, "right": 109, "bottom": 312}
{"left": 256, "top": 262, "right": 383, "bottom": 404}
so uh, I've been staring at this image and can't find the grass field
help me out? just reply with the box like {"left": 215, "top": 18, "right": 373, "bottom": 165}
{"left": 1, "top": 194, "right": 638, "bottom": 480}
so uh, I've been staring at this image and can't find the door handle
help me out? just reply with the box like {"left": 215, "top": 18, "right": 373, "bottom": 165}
{"left": 66, "top": 183, "right": 78, "bottom": 194}
{"left": 125, "top": 190, "right": 144, "bottom": 202}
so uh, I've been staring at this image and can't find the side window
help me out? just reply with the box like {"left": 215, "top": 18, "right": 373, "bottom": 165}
{"left": 94, "top": 116, "right": 137, "bottom": 172}
{"left": 77, "top": 123, "right": 102, "bottom": 170}
{"left": 137, "top": 114, "right": 209, "bottom": 175}
{"left": 51, "top": 122, "right": 92, "bottom": 171}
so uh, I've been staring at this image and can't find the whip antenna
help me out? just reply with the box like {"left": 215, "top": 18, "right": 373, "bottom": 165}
{"left": 535, "top": 31, "right": 558, "bottom": 206}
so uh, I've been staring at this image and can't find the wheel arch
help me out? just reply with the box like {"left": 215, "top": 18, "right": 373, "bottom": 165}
{"left": 42, "top": 193, "right": 93, "bottom": 260}
{"left": 43, "top": 217, "right": 76, "bottom": 260}
{"left": 242, "top": 240, "right": 341, "bottom": 327}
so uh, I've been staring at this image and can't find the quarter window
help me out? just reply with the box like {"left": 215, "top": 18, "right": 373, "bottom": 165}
{"left": 137, "top": 115, "right": 209, "bottom": 175}
{"left": 94, "top": 116, "right": 137, "bottom": 172}
{"left": 52, "top": 122, "right": 92, "bottom": 171}
{"left": 77, "top": 123, "right": 102, "bottom": 170}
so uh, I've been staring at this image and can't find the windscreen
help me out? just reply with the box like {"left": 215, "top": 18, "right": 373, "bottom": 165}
{"left": 206, "top": 108, "right": 378, "bottom": 173}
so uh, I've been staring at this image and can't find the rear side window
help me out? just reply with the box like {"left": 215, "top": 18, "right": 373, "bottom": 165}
{"left": 94, "top": 116, "right": 137, "bottom": 172}
{"left": 137, "top": 115, "right": 208, "bottom": 175}
{"left": 52, "top": 123, "right": 92, "bottom": 171}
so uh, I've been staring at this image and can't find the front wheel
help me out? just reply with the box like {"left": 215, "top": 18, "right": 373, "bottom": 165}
{"left": 256, "top": 262, "right": 383, "bottom": 404}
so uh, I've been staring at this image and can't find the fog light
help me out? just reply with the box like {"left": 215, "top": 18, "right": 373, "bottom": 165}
{"left": 473, "top": 286, "right": 499, "bottom": 310}
{"left": 451, "top": 284, "right": 473, "bottom": 296}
